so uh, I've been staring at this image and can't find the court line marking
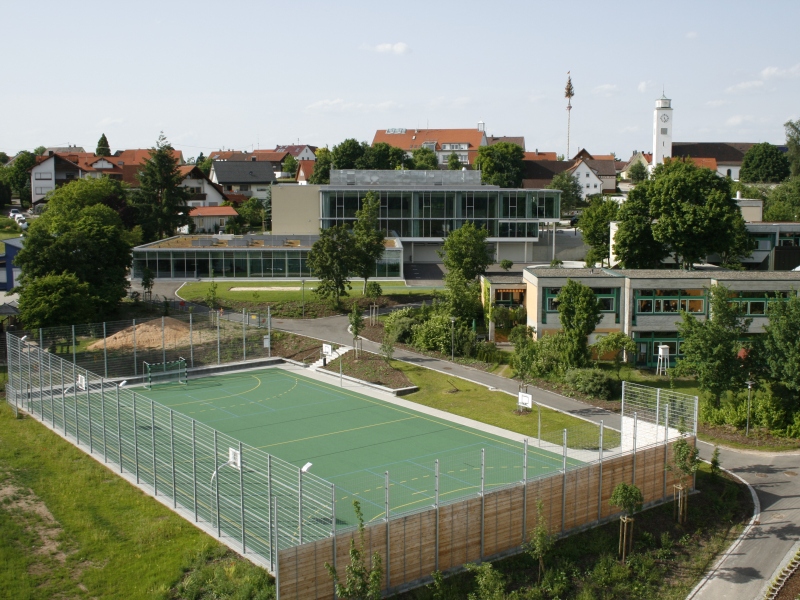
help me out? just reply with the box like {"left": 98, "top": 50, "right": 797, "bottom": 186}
{"left": 257, "top": 416, "right": 419, "bottom": 450}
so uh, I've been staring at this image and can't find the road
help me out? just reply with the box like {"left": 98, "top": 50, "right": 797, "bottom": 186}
{"left": 156, "top": 281, "right": 800, "bottom": 599}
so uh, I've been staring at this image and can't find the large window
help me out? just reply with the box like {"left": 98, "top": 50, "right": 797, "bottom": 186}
{"left": 729, "top": 290, "right": 792, "bottom": 316}
{"left": 635, "top": 289, "right": 705, "bottom": 314}
{"left": 545, "top": 287, "right": 617, "bottom": 312}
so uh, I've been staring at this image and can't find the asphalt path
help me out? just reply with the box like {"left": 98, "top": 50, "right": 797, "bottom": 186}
{"left": 156, "top": 281, "right": 800, "bottom": 599}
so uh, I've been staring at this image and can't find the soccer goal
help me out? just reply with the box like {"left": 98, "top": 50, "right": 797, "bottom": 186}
{"left": 144, "top": 358, "right": 188, "bottom": 389}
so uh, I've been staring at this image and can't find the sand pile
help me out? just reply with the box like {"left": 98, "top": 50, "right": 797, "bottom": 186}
{"left": 89, "top": 317, "right": 198, "bottom": 351}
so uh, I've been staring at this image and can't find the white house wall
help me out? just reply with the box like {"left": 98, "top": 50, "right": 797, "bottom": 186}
{"left": 30, "top": 160, "right": 56, "bottom": 203}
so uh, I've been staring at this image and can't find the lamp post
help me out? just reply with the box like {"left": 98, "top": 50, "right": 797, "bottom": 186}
{"left": 450, "top": 316, "right": 456, "bottom": 362}
{"left": 745, "top": 380, "right": 755, "bottom": 437}
{"left": 301, "top": 279, "right": 306, "bottom": 319}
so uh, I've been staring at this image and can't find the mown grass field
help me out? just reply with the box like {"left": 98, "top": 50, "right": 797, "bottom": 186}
{"left": 0, "top": 402, "right": 274, "bottom": 600}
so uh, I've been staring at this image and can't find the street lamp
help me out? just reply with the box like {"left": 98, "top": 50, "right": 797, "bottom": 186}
{"left": 301, "top": 279, "right": 306, "bottom": 319}
{"left": 450, "top": 316, "right": 456, "bottom": 362}
{"left": 745, "top": 380, "right": 755, "bottom": 437}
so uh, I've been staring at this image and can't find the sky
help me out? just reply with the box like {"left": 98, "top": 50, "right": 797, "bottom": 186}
{"left": 1, "top": 0, "right": 798, "bottom": 161}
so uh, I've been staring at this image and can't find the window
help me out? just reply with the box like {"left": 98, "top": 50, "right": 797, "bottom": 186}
{"left": 225, "top": 185, "right": 233, "bottom": 191}
{"left": 635, "top": 289, "right": 705, "bottom": 314}
{"left": 239, "top": 184, "right": 250, "bottom": 191}
{"left": 586, "top": 184, "right": 591, "bottom": 188}
{"left": 585, "top": 173, "right": 590, "bottom": 178}
{"left": 35, "top": 172, "right": 52, "bottom": 180}
{"left": 594, "top": 184, "right": 598, "bottom": 188}
{"left": 661, "top": 128, "right": 668, "bottom": 135}
{"left": 219, "top": 218, "right": 225, "bottom": 226}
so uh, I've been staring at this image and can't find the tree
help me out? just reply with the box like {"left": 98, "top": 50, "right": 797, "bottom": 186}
{"left": 349, "top": 302, "right": 364, "bottom": 357}
{"left": 547, "top": 171, "right": 584, "bottom": 214}
{"left": 332, "top": 138, "right": 366, "bottom": 170}
{"left": 628, "top": 160, "right": 648, "bottom": 184}
{"left": 96, "top": 133, "right": 111, "bottom": 156}
{"left": 673, "top": 284, "right": 751, "bottom": 407}
{"left": 670, "top": 437, "right": 700, "bottom": 524}
{"left": 14, "top": 187, "right": 133, "bottom": 319}
{"left": 557, "top": 279, "right": 602, "bottom": 368}
{"left": 353, "top": 191, "right": 385, "bottom": 294}
{"left": 356, "top": 143, "right": 410, "bottom": 170}
{"left": 764, "top": 176, "right": 800, "bottom": 221}
{"left": 411, "top": 147, "right": 438, "bottom": 170}
{"left": 447, "top": 152, "right": 463, "bottom": 170}
{"left": 438, "top": 222, "right": 492, "bottom": 282}
{"left": 129, "top": 133, "right": 190, "bottom": 241}
{"left": 763, "top": 293, "right": 800, "bottom": 398}
{"left": 0, "top": 178, "right": 12, "bottom": 210}
{"left": 237, "top": 196, "right": 265, "bottom": 229}
{"left": 499, "top": 259, "right": 513, "bottom": 272}
{"left": 197, "top": 155, "right": 213, "bottom": 176}
{"left": 475, "top": 142, "right": 524, "bottom": 188}
{"left": 444, "top": 270, "right": 481, "bottom": 321}
{"left": 523, "top": 499, "right": 555, "bottom": 582}
{"left": 580, "top": 196, "right": 619, "bottom": 266}
{"left": 141, "top": 267, "right": 155, "bottom": 300}
{"left": 42, "top": 175, "right": 135, "bottom": 229}
{"left": 785, "top": 119, "right": 800, "bottom": 177}
{"left": 0, "top": 152, "right": 9, "bottom": 165}
{"left": 740, "top": 142, "right": 790, "bottom": 183}
{"left": 18, "top": 272, "right": 95, "bottom": 329}
{"left": 309, "top": 147, "right": 332, "bottom": 184}
{"left": 613, "top": 192, "right": 668, "bottom": 268}
{"left": 283, "top": 154, "right": 298, "bottom": 177}
{"left": 464, "top": 563, "right": 507, "bottom": 600}
{"left": 609, "top": 482, "right": 643, "bottom": 561}
{"left": 325, "top": 501, "right": 382, "bottom": 600}
{"left": 33, "top": 146, "right": 46, "bottom": 156}
{"left": 591, "top": 332, "right": 636, "bottom": 379}
{"left": 6, "top": 151, "right": 35, "bottom": 197}
{"left": 308, "top": 224, "right": 356, "bottom": 308}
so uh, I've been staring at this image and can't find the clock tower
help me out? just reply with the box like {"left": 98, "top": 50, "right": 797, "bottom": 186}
{"left": 652, "top": 94, "right": 673, "bottom": 170}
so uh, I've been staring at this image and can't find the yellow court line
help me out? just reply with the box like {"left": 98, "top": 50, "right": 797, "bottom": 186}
{"left": 257, "top": 416, "right": 419, "bottom": 450}
{"left": 168, "top": 374, "right": 264, "bottom": 407}
{"left": 288, "top": 368, "right": 563, "bottom": 461}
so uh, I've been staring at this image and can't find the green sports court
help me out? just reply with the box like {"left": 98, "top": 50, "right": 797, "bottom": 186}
{"left": 140, "top": 366, "right": 582, "bottom": 523}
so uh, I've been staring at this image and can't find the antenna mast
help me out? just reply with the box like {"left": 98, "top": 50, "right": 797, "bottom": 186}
{"left": 565, "top": 72, "right": 575, "bottom": 159}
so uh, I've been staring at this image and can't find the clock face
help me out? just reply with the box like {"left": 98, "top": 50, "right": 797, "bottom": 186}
{"left": 660, "top": 114, "right": 670, "bottom": 123}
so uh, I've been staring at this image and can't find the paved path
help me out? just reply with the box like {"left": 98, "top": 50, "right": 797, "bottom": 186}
{"left": 160, "top": 282, "right": 799, "bottom": 599}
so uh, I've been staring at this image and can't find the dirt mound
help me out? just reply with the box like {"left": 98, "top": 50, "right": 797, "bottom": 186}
{"left": 89, "top": 317, "right": 192, "bottom": 351}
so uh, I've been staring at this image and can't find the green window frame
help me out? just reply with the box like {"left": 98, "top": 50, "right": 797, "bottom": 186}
{"left": 634, "top": 289, "right": 706, "bottom": 315}
{"left": 544, "top": 286, "right": 618, "bottom": 313}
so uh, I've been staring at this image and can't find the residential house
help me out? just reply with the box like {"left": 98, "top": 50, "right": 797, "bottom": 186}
{"left": 208, "top": 150, "right": 291, "bottom": 175}
{"left": 209, "top": 161, "right": 275, "bottom": 200}
{"left": 572, "top": 149, "right": 616, "bottom": 162}
{"left": 178, "top": 166, "right": 228, "bottom": 208}
{"left": 295, "top": 160, "right": 315, "bottom": 184}
{"left": 524, "top": 151, "right": 558, "bottom": 161}
{"left": 372, "top": 123, "right": 490, "bottom": 166}
{"left": 188, "top": 206, "right": 239, "bottom": 234}
{"left": 620, "top": 151, "right": 652, "bottom": 179}
{"left": 273, "top": 145, "right": 317, "bottom": 161}
{"left": 486, "top": 136, "right": 526, "bottom": 149}
{"left": 521, "top": 158, "right": 615, "bottom": 200}
{"left": 671, "top": 143, "right": 751, "bottom": 180}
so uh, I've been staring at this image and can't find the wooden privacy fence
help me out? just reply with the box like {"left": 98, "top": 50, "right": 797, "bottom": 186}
{"left": 277, "top": 438, "right": 687, "bottom": 599}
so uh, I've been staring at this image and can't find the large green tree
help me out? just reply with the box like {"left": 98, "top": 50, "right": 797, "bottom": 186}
{"left": 356, "top": 143, "right": 411, "bottom": 170}
{"left": 764, "top": 176, "right": 800, "bottom": 221}
{"left": 18, "top": 272, "right": 95, "bottom": 329}
{"left": 14, "top": 180, "right": 134, "bottom": 320}
{"left": 308, "top": 224, "right": 356, "bottom": 307}
{"left": 785, "top": 119, "right": 800, "bottom": 177}
{"left": 557, "top": 279, "right": 602, "bottom": 368}
{"left": 613, "top": 193, "right": 668, "bottom": 268}
{"left": 475, "top": 142, "right": 524, "bottom": 187}
{"left": 674, "top": 284, "right": 751, "bottom": 407}
{"left": 6, "top": 151, "right": 35, "bottom": 197}
{"left": 763, "top": 293, "right": 800, "bottom": 398}
{"left": 411, "top": 147, "right": 438, "bottom": 170}
{"left": 331, "top": 138, "right": 366, "bottom": 170}
{"left": 579, "top": 196, "right": 619, "bottom": 266}
{"left": 96, "top": 133, "right": 111, "bottom": 156}
{"left": 309, "top": 147, "right": 332, "bottom": 184}
{"left": 283, "top": 155, "right": 298, "bottom": 177}
{"left": 352, "top": 191, "right": 385, "bottom": 294}
{"left": 740, "top": 142, "right": 790, "bottom": 183}
{"left": 628, "top": 160, "right": 648, "bottom": 184}
{"left": 547, "top": 171, "right": 584, "bottom": 214}
{"left": 447, "top": 152, "right": 463, "bottom": 170}
{"left": 437, "top": 221, "right": 493, "bottom": 281}
{"left": 0, "top": 152, "right": 9, "bottom": 165}
{"left": 44, "top": 175, "right": 135, "bottom": 230}
{"left": 129, "top": 134, "right": 189, "bottom": 241}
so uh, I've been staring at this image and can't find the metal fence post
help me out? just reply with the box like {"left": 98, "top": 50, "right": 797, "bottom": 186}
{"left": 385, "top": 470, "right": 390, "bottom": 589}
{"left": 103, "top": 322, "right": 108, "bottom": 378}
{"left": 632, "top": 412, "right": 638, "bottom": 487}
{"left": 480, "top": 448, "right": 485, "bottom": 559}
{"left": 133, "top": 393, "right": 140, "bottom": 484}
{"left": 151, "top": 401, "right": 157, "bottom": 495}
{"left": 274, "top": 495, "right": 280, "bottom": 600}
{"left": 598, "top": 420, "right": 604, "bottom": 521}
{"left": 170, "top": 410, "right": 176, "bottom": 508}
{"left": 537, "top": 403, "right": 541, "bottom": 447}
{"left": 189, "top": 313, "right": 194, "bottom": 368}
{"left": 101, "top": 378, "right": 107, "bottom": 462}
{"left": 60, "top": 360, "right": 66, "bottom": 434}
{"left": 71, "top": 325, "right": 76, "bottom": 365}
{"left": 87, "top": 374, "right": 94, "bottom": 454}
{"left": 73, "top": 365, "right": 80, "bottom": 444}
{"left": 434, "top": 459, "right": 440, "bottom": 572}
{"left": 192, "top": 420, "right": 198, "bottom": 522}
{"left": 133, "top": 320, "right": 137, "bottom": 376}
{"left": 242, "top": 308, "right": 246, "bottom": 362}
{"left": 217, "top": 312, "right": 221, "bottom": 365}
{"left": 269, "top": 455, "right": 274, "bottom": 570}
{"left": 214, "top": 430, "right": 221, "bottom": 537}
{"left": 298, "top": 468, "right": 304, "bottom": 544}
{"left": 331, "top": 483, "right": 337, "bottom": 598}
{"left": 562, "top": 429, "right": 567, "bottom": 532}
{"left": 693, "top": 396, "right": 699, "bottom": 491}
{"left": 39, "top": 328, "right": 43, "bottom": 352}
{"left": 162, "top": 316, "right": 166, "bottom": 364}
{"left": 522, "top": 438, "right": 528, "bottom": 542}
{"left": 239, "top": 441, "right": 246, "bottom": 554}
{"left": 116, "top": 385, "right": 122, "bottom": 473}
{"left": 663, "top": 404, "right": 670, "bottom": 499}
{"left": 48, "top": 353, "right": 55, "bottom": 428}
{"left": 267, "top": 306, "right": 271, "bottom": 359}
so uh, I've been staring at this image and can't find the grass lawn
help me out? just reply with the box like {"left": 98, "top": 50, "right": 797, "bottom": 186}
{"left": 393, "top": 361, "right": 621, "bottom": 450}
{"left": 394, "top": 463, "right": 752, "bottom": 599}
{"left": 0, "top": 402, "right": 274, "bottom": 600}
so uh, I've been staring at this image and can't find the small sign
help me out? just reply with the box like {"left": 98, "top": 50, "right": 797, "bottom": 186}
{"left": 323, "top": 343, "right": 333, "bottom": 357}
{"left": 518, "top": 392, "right": 533, "bottom": 409}
{"left": 263, "top": 335, "right": 271, "bottom": 348}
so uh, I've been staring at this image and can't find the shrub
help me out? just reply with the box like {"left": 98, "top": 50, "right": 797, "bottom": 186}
{"left": 564, "top": 368, "right": 615, "bottom": 400}
{"left": 475, "top": 341, "right": 502, "bottom": 363}
{"left": 384, "top": 307, "right": 417, "bottom": 343}
{"left": 0, "top": 217, "right": 20, "bottom": 233}
{"left": 511, "top": 333, "right": 572, "bottom": 380}
{"left": 490, "top": 304, "right": 511, "bottom": 329}
{"left": 365, "top": 281, "right": 382, "bottom": 300}
{"left": 508, "top": 324, "right": 535, "bottom": 347}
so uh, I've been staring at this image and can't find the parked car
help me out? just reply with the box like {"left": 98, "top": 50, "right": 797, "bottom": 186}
{"left": 9, "top": 208, "right": 20, "bottom": 217}
{"left": 13, "top": 214, "right": 26, "bottom": 223}
{"left": 17, "top": 220, "right": 27, "bottom": 230}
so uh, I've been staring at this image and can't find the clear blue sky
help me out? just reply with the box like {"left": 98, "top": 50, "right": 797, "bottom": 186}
{"left": 1, "top": 0, "right": 797, "bottom": 161}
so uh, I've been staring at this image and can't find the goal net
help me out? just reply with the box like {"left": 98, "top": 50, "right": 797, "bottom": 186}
{"left": 144, "top": 358, "right": 187, "bottom": 389}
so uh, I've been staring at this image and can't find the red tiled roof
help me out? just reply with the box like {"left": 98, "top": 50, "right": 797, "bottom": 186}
{"left": 664, "top": 156, "right": 718, "bottom": 170}
{"left": 209, "top": 150, "right": 289, "bottom": 163}
{"left": 273, "top": 145, "right": 318, "bottom": 157}
{"left": 524, "top": 151, "right": 558, "bottom": 161}
{"left": 189, "top": 206, "right": 238, "bottom": 217}
{"left": 296, "top": 160, "right": 316, "bottom": 182}
{"left": 373, "top": 128, "right": 486, "bottom": 152}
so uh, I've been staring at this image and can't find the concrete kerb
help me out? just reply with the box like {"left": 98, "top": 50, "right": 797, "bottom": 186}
{"left": 685, "top": 460, "right": 762, "bottom": 600}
